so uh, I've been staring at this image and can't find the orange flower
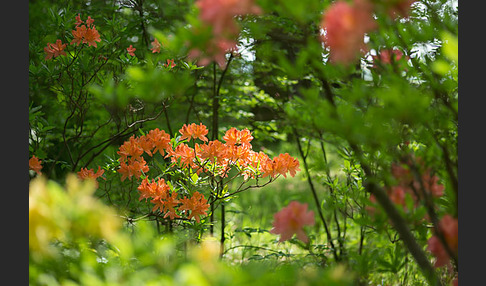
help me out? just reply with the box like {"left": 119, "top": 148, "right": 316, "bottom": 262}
{"left": 71, "top": 25, "right": 87, "bottom": 46}
{"left": 152, "top": 191, "right": 181, "bottom": 219}
{"left": 147, "top": 128, "right": 171, "bottom": 157}
{"left": 151, "top": 38, "right": 162, "bottom": 53}
{"left": 83, "top": 26, "right": 101, "bottom": 47}
{"left": 71, "top": 15, "right": 101, "bottom": 47}
{"left": 167, "top": 143, "right": 196, "bottom": 169}
{"left": 281, "top": 153, "right": 301, "bottom": 178}
{"left": 178, "top": 123, "right": 209, "bottom": 142}
{"left": 127, "top": 45, "right": 136, "bottom": 56}
{"left": 44, "top": 40, "right": 67, "bottom": 60}
{"left": 261, "top": 153, "right": 300, "bottom": 178}
{"left": 321, "top": 0, "right": 376, "bottom": 65}
{"left": 224, "top": 144, "right": 250, "bottom": 162}
{"left": 118, "top": 157, "right": 149, "bottom": 181}
{"left": 222, "top": 127, "right": 253, "bottom": 148}
{"left": 164, "top": 59, "right": 176, "bottom": 69}
{"left": 75, "top": 13, "right": 83, "bottom": 27}
{"left": 117, "top": 135, "right": 144, "bottom": 160}
{"left": 137, "top": 177, "right": 170, "bottom": 202}
{"left": 29, "top": 156, "right": 43, "bottom": 175}
{"left": 137, "top": 136, "right": 155, "bottom": 157}
{"left": 270, "top": 201, "right": 315, "bottom": 243}
{"left": 85, "top": 16, "right": 95, "bottom": 27}
{"left": 179, "top": 191, "right": 210, "bottom": 223}
{"left": 77, "top": 166, "right": 105, "bottom": 188}
{"left": 196, "top": 140, "right": 226, "bottom": 163}
{"left": 241, "top": 151, "right": 270, "bottom": 179}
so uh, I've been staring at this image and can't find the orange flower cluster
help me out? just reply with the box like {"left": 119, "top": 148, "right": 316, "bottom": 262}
{"left": 116, "top": 123, "right": 300, "bottom": 223}
{"left": 369, "top": 159, "right": 445, "bottom": 212}
{"left": 44, "top": 14, "right": 101, "bottom": 60}
{"left": 138, "top": 177, "right": 210, "bottom": 222}
{"left": 71, "top": 14, "right": 101, "bottom": 47}
{"left": 189, "top": 0, "right": 262, "bottom": 68}
{"left": 44, "top": 40, "right": 67, "bottom": 60}
{"left": 179, "top": 123, "right": 209, "bottom": 142}
{"left": 116, "top": 123, "right": 300, "bottom": 181}
{"left": 117, "top": 128, "right": 171, "bottom": 181}
{"left": 29, "top": 156, "right": 43, "bottom": 175}
{"left": 77, "top": 166, "right": 105, "bottom": 188}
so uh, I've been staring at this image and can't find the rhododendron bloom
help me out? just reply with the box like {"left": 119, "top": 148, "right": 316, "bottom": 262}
{"left": 44, "top": 40, "right": 67, "bottom": 60}
{"left": 117, "top": 135, "right": 144, "bottom": 160}
{"left": 224, "top": 144, "right": 250, "bottom": 162}
{"left": 85, "top": 16, "right": 95, "bottom": 26}
{"left": 270, "top": 201, "right": 315, "bottom": 243}
{"left": 152, "top": 191, "right": 181, "bottom": 219}
{"left": 75, "top": 13, "right": 83, "bottom": 27}
{"left": 167, "top": 143, "right": 196, "bottom": 169}
{"left": 146, "top": 128, "right": 171, "bottom": 156}
{"left": 179, "top": 123, "right": 209, "bottom": 142}
{"left": 137, "top": 177, "right": 171, "bottom": 202}
{"left": 29, "top": 156, "right": 43, "bottom": 175}
{"left": 83, "top": 26, "right": 101, "bottom": 47}
{"left": 164, "top": 59, "right": 176, "bottom": 68}
{"left": 262, "top": 153, "right": 300, "bottom": 179}
{"left": 127, "top": 45, "right": 136, "bottom": 56}
{"left": 321, "top": 0, "right": 376, "bottom": 65}
{"left": 427, "top": 215, "right": 458, "bottom": 267}
{"left": 71, "top": 25, "right": 87, "bottom": 46}
{"left": 223, "top": 127, "right": 253, "bottom": 148}
{"left": 179, "top": 191, "right": 210, "bottom": 223}
{"left": 118, "top": 157, "right": 149, "bottom": 181}
{"left": 151, "top": 38, "right": 162, "bottom": 53}
{"left": 70, "top": 15, "right": 101, "bottom": 47}
{"left": 196, "top": 140, "right": 227, "bottom": 163}
{"left": 77, "top": 166, "right": 105, "bottom": 188}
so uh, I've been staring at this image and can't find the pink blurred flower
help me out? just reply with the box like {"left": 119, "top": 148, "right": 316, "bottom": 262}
{"left": 372, "top": 49, "right": 406, "bottom": 65}
{"left": 321, "top": 0, "right": 376, "bottom": 65}
{"left": 196, "top": 0, "right": 262, "bottom": 36}
{"left": 188, "top": 37, "right": 238, "bottom": 68}
{"left": 270, "top": 201, "right": 315, "bottom": 243}
{"left": 190, "top": 0, "right": 261, "bottom": 68}
{"left": 371, "top": 49, "right": 410, "bottom": 70}
{"left": 151, "top": 38, "right": 162, "bottom": 53}
{"left": 427, "top": 215, "right": 458, "bottom": 267}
